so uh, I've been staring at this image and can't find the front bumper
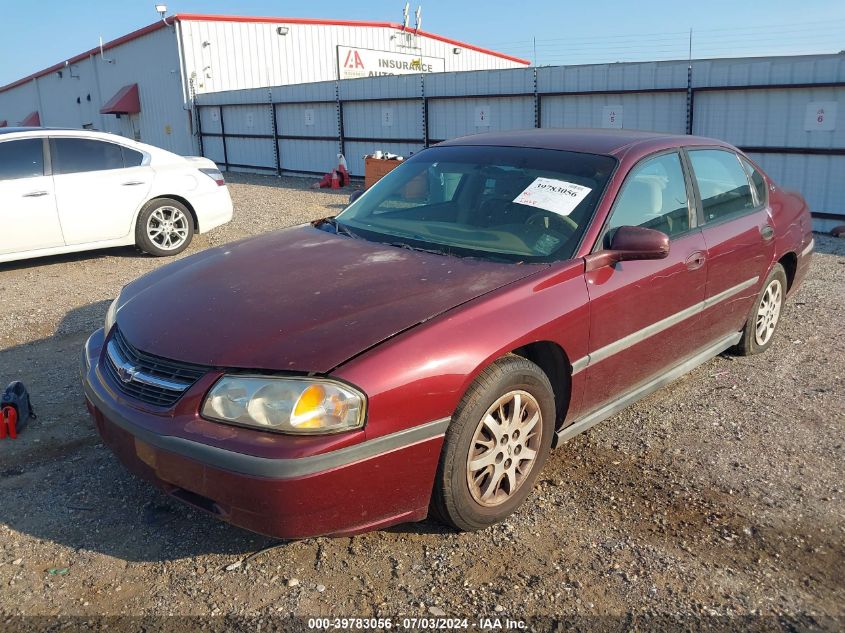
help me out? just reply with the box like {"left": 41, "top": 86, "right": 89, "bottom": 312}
{"left": 81, "top": 328, "right": 446, "bottom": 539}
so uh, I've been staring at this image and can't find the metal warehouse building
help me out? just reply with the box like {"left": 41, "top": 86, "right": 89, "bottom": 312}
{"left": 0, "top": 13, "right": 528, "bottom": 155}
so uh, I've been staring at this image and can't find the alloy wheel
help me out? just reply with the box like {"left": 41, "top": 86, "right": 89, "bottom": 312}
{"left": 755, "top": 278, "right": 783, "bottom": 346}
{"left": 146, "top": 206, "right": 190, "bottom": 251}
{"left": 466, "top": 390, "right": 543, "bottom": 507}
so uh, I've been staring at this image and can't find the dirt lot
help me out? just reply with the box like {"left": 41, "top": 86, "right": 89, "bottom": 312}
{"left": 0, "top": 174, "right": 843, "bottom": 631}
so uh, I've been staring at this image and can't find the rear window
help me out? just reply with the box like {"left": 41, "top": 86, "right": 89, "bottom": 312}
{"left": 50, "top": 138, "right": 126, "bottom": 175}
{"left": 0, "top": 139, "right": 44, "bottom": 180}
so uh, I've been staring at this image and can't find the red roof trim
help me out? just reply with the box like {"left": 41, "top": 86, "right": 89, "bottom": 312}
{"left": 0, "top": 13, "right": 527, "bottom": 94}
{"left": 100, "top": 83, "right": 141, "bottom": 114}
{"left": 20, "top": 111, "right": 41, "bottom": 126}
{"left": 174, "top": 14, "right": 530, "bottom": 65}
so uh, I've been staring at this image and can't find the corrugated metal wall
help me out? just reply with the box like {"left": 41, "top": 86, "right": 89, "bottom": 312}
{"left": 196, "top": 54, "right": 845, "bottom": 225}
{"left": 179, "top": 20, "right": 524, "bottom": 95}
{"left": 0, "top": 26, "right": 191, "bottom": 154}
{"left": 0, "top": 17, "right": 524, "bottom": 158}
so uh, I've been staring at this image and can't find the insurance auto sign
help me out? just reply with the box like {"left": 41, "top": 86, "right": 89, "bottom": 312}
{"left": 337, "top": 46, "right": 445, "bottom": 79}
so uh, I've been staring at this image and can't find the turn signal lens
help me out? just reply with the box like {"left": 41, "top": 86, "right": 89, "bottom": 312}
{"left": 201, "top": 376, "right": 365, "bottom": 434}
{"left": 104, "top": 296, "right": 119, "bottom": 333}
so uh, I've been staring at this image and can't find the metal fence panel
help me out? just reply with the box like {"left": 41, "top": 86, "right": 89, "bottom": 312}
{"left": 273, "top": 81, "right": 337, "bottom": 103}
{"left": 693, "top": 87, "right": 845, "bottom": 149}
{"left": 747, "top": 152, "right": 845, "bottom": 220}
{"left": 276, "top": 102, "right": 337, "bottom": 137}
{"left": 339, "top": 74, "right": 421, "bottom": 100}
{"left": 199, "top": 106, "right": 223, "bottom": 134}
{"left": 193, "top": 54, "right": 844, "bottom": 223}
{"left": 424, "top": 68, "right": 534, "bottom": 97}
{"left": 221, "top": 104, "right": 274, "bottom": 136}
{"left": 428, "top": 96, "right": 534, "bottom": 140}
{"left": 692, "top": 54, "right": 845, "bottom": 87}
{"left": 198, "top": 88, "right": 270, "bottom": 105}
{"left": 537, "top": 61, "right": 689, "bottom": 92}
{"left": 279, "top": 139, "right": 338, "bottom": 174}
{"left": 202, "top": 136, "right": 225, "bottom": 166}
{"left": 343, "top": 99, "right": 423, "bottom": 141}
{"left": 541, "top": 92, "right": 687, "bottom": 133}
{"left": 225, "top": 137, "right": 276, "bottom": 171}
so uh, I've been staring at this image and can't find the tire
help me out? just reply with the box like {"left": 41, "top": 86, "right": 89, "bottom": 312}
{"left": 734, "top": 263, "right": 787, "bottom": 356}
{"left": 431, "top": 355, "right": 556, "bottom": 531}
{"left": 135, "top": 198, "right": 194, "bottom": 257}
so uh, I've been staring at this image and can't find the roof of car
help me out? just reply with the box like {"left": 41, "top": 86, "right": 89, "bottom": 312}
{"left": 0, "top": 126, "right": 80, "bottom": 135}
{"left": 1, "top": 127, "right": 52, "bottom": 135}
{"left": 437, "top": 128, "right": 727, "bottom": 156}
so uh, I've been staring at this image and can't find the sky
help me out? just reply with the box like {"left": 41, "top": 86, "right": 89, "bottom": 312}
{"left": 1, "top": 0, "right": 844, "bottom": 85}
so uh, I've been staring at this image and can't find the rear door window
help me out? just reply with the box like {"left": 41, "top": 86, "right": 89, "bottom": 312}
{"left": 740, "top": 156, "right": 767, "bottom": 207}
{"left": 688, "top": 149, "right": 756, "bottom": 223}
{"left": 0, "top": 139, "right": 45, "bottom": 180}
{"left": 122, "top": 146, "right": 145, "bottom": 167}
{"left": 50, "top": 138, "right": 126, "bottom": 175}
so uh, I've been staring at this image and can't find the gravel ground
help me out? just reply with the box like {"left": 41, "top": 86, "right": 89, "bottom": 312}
{"left": 0, "top": 173, "right": 842, "bottom": 631}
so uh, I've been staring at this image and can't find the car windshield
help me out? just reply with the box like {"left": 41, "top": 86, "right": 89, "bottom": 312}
{"left": 333, "top": 145, "right": 616, "bottom": 262}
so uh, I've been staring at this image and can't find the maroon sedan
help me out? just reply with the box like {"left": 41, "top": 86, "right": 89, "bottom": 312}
{"left": 82, "top": 129, "right": 813, "bottom": 538}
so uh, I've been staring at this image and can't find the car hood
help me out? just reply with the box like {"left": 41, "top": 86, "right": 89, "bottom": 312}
{"left": 115, "top": 225, "right": 545, "bottom": 373}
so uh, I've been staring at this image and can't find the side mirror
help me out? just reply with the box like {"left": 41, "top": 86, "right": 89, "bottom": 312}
{"left": 348, "top": 189, "right": 364, "bottom": 204}
{"left": 584, "top": 225, "right": 670, "bottom": 272}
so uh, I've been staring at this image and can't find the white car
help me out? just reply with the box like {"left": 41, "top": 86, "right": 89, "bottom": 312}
{"left": 0, "top": 127, "right": 233, "bottom": 263}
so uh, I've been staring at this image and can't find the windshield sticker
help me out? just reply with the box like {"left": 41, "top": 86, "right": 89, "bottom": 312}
{"left": 513, "top": 178, "right": 592, "bottom": 216}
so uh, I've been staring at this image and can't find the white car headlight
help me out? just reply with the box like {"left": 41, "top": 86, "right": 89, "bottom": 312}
{"left": 201, "top": 376, "right": 366, "bottom": 435}
{"left": 104, "top": 296, "right": 120, "bottom": 333}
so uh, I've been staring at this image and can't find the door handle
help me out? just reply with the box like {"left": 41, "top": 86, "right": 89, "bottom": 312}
{"left": 685, "top": 251, "right": 706, "bottom": 271}
{"left": 22, "top": 190, "right": 49, "bottom": 197}
{"left": 760, "top": 224, "right": 775, "bottom": 241}
{"left": 121, "top": 181, "right": 145, "bottom": 186}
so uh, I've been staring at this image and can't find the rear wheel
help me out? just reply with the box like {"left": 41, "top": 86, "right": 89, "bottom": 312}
{"left": 734, "top": 263, "right": 787, "bottom": 356}
{"left": 431, "top": 356, "right": 555, "bottom": 531}
{"left": 135, "top": 198, "right": 194, "bottom": 257}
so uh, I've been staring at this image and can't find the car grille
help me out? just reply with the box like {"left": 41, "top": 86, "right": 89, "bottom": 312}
{"left": 103, "top": 327, "right": 208, "bottom": 407}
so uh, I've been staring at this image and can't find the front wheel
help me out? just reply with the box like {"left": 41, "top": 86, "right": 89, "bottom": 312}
{"left": 431, "top": 356, "right": 556, "bottom": 532}
{"left": 135, "top": 198, "right": 194, "bottom": 257}
{"left": 734, "top": 263, "right": 787, "bottom": 356}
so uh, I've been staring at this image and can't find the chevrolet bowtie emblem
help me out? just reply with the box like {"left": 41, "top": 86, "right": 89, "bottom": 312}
{"left": 116, "top": 364, "right": 140, "bottom": 384}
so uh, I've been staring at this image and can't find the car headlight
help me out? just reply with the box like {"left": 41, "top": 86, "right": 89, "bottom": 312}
{"left": 104, "top": 296, "right": 119, "bottom": 333}
{"left": 201, "top": 376, "right": 366, "bottom": 434}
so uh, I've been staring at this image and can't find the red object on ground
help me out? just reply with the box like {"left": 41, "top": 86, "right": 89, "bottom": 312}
{"left": 316, "top": 173, "right": 332, "bottom": 188}
{"left": 337, "top": 164, "right": 349, "bottom": 186}
{"left": 1, "top": 406, "right": 16, "bottom": 439}
{"left": 330, "top": 169, "right": 340, "bottom": 189}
